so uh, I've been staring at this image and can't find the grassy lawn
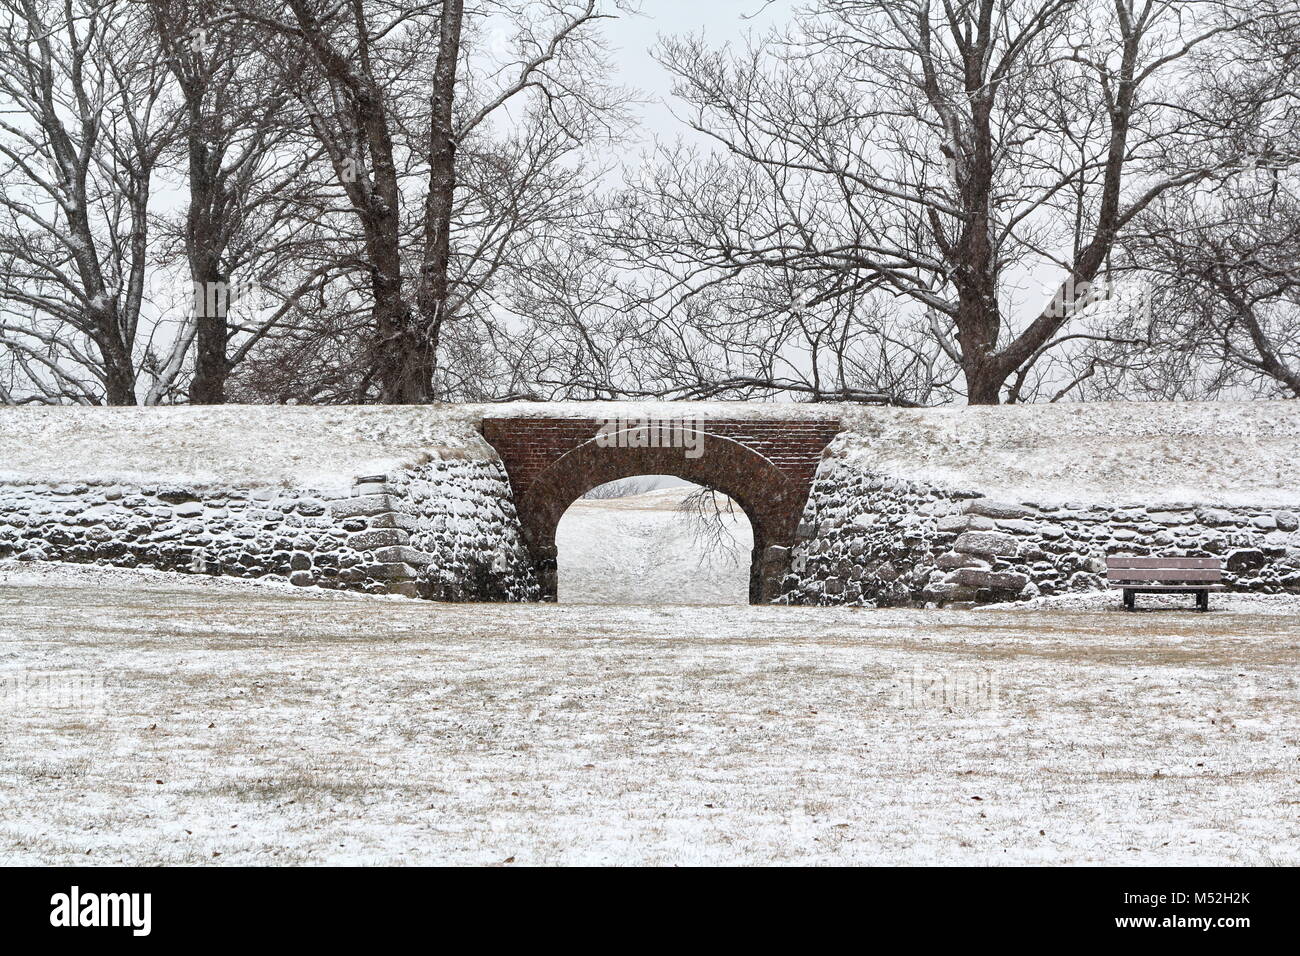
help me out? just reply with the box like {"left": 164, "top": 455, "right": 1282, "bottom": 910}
{"left": 1, "top": 567, "right": 1296, "bottom": 865}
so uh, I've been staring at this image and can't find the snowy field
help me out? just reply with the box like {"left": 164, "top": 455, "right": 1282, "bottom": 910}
{"left": 2, "top": 561, "right": 1297, "bottom": 866}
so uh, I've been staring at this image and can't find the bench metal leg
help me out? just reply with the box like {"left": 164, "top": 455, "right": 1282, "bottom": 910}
{"left": 1197, "top": 590, "right": 1209, "bottom": 612}
{"left": 1123, "top": 589, "right": 1135, "bottom": 611}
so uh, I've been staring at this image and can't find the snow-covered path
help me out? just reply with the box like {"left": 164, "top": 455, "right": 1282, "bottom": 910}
{"left": 1, "top": 564, "right": 1296, "bottom": 865}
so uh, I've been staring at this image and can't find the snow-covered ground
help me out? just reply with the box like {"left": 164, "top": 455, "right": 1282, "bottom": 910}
{"left": 557, "top": 487, "right": 752, "bottom": 605}
{"left": 985, "top": 589, "right": 1300, "bottom": 615}
{"left": 2, "top": 560, "right": 1296, "bottom": 866}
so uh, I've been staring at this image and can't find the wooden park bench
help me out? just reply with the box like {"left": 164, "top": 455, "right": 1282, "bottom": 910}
{"left": 1105, "top": 556, "right": 1226, "bottom": 612}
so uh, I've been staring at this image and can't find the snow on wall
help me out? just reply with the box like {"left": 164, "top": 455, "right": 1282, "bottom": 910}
{"left": 781, "top": 457, "right": 1300, "bottom": 607}
{"left": 480, "top": 398, "right": 1300, "bottom": 505}
{"left": 2, "top": 400, "right": 1296, "bottom": 504}
{"left": 0, "top": 405, "right": 490, "bottom": 494}
{"left": 834, "top": 399, "right": 1300, "bottom": 507}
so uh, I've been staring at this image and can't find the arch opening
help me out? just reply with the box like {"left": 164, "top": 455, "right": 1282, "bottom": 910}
{"left": 556, "top": 478, "right": 755, "bottom": 605}
{"left": 514, "top": 429, "right": 806, "bottom": 604}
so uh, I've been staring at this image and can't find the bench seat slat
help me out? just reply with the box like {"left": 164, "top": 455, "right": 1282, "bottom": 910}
{"left": 1106, "top": 557, "right": 1220, "bottom": 569}
{"left": 1108, "top": 583, "right": 1229, "bottom": 592}
{"left": 1107, "top": 568, "right": 1223, "bottom": 582}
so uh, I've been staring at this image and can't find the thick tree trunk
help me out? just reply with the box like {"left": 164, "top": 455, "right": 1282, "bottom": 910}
{"left": 372, "top": 265, "right": 428, "bottom": 404}
{"left": 946, "top": 82, "right": 1008, "bottom": 405}
{"left": 99, "top": 329, "right": 138, "bottom": 406}
{"left": 184, "top": 102, "right": 231, "bottom": 405}
{"left": 188, "top": 264, "right": 229, "bottom": 404}
{"left": 963, "top": 368, "right": 1003, "bottom": 405}
{"left": 953, "top": 187, "right": 1004, "bottom": 404}
{"left": 956, "top": 307, "right": 1006, "bottom": 405}
{"left": 361, "top": 117, "right": 431, "bottom": 404}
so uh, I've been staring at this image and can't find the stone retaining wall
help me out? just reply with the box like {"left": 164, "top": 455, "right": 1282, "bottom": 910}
{"left": 0, "top": 455, "right": 537, "bottom": 601}
{"left": 780, "top": 458, "right": 1300, "bottom": 607}
{"left": 343, "top": 457, "right": 538, "bottom": 601}
{"left": 4, "top": 404, "right": 1297, "bottom": 608}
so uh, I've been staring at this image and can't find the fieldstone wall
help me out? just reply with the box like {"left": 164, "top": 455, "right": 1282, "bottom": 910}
{"left": 780, "top": 458, "right": 1300, "bottom": 607}
{"left": 0, "top": 454, "right": 537, "bottom": 601}
{"left": 5, "top": 403, "right": 1296, "bottom": 609}
{"left": 341, "top": 457, "right": 538, "bottom": 601}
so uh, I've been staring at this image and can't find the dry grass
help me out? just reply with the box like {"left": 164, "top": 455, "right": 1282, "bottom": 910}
{"left": 1, "top": 574, "right": 1297, "bottom": 866}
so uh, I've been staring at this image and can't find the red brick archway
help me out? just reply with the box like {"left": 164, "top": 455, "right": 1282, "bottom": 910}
{"left": 480, "top": 414, "right": 842, "bottom": 603}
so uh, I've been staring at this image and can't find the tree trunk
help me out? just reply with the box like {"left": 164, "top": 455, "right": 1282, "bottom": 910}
{"left": 963, "top": 366, "right": 1003, "bottom": 405}
{"left": 414, "top": 0, "right": 464, "bottom": 401}
{"left": 371, "top": 263, "right": 427, "bottom": 404}
{"left": 188, "top": 264, "right": 230, "bottom": 404}
{"left": 183, "top": 89, "right": 231, "bottom": 405}
{"left": 100, "top": 328, "right": 138, "bottom": 406}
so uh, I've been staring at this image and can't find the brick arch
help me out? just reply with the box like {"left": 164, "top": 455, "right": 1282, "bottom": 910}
{"left": 480, "top": 414, "right": 843, "bottom": 603}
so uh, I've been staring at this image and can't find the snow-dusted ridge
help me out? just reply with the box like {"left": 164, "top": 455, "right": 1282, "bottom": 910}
{"left": 0, "top": 400, "right": 1294, "bottom": 505}
{"left": 0, "top": 404, "right": 488, "bottom": 495}
{"left": 834, "top": 399, "right": 1300, "bottom": 508}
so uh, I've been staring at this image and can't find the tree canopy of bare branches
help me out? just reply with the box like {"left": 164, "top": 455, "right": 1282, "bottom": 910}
{"left": 223, "top": 0, "right": 629, "bottom": 403}
{"left": 1, "top": 0, "right": 1296, "bottom": 408}
{"left": 590, "top": 0, "right": 1299, "bottom": 404}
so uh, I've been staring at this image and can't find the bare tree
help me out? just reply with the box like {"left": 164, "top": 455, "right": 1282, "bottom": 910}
{"left": 0, "top": 0, "right": 175, "bottom": 404}
{"left": 677, "top": 484, "right": 744, "bottom": 562}
{"left": 1127, "top": 182, "right": 1300, "bottom": 397}
{"left": 478, "top": 212, "right": 944, "bottom": 406}
{"left": 581, "top": 477, "right": 659, "bottom": 499}
{"left": 1037, "top": 1, "right": 1300, "bottom": 401}
{"left": 148, "top": 0, "right": 342, "bottom": 404}
{"left": 227, "top": 0, "right": 625, "bottom": 403}
{"left": 610, "top": 0, "right": 1288, "bottom": 404}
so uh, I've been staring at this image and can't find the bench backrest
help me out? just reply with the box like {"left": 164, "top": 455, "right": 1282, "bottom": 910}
{"left": 1105, "top": 556, "right": 1222, "bottom": 583}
